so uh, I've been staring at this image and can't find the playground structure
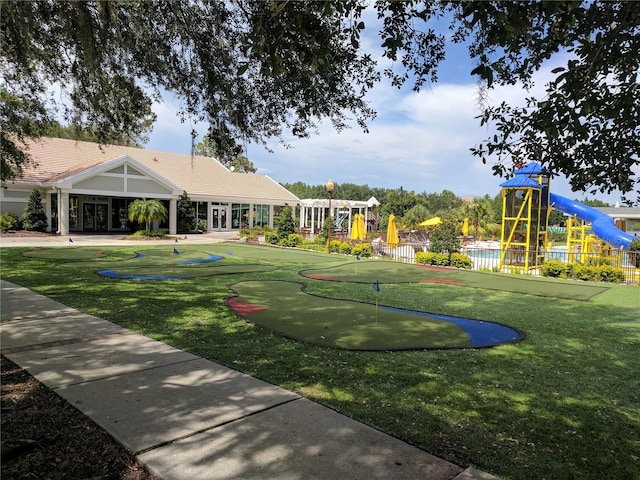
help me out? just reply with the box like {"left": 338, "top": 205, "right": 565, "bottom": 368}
{"left": 499, "top": 162, "right": 634, "bottom": 273}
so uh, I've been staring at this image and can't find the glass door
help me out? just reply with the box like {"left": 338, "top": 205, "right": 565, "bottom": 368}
{"left": 83, "top": 203, "right": 109, "bottom": 231}
{"left": 212, "top": 206, "right": 228, "bottom": 231}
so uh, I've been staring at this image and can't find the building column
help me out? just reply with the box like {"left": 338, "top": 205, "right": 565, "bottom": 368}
{"left": 59, "top": 190, "right": 69, "bottom": 236}
{"left": 169, "top": 198, "right": 177, "bottom": 235}
{"left": 45, "top": 191, "right": 53, "bottom": 232}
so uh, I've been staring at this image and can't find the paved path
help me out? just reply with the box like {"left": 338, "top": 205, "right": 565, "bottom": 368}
{"left": 1, "top": 234, "right": 499, "bottom": 479}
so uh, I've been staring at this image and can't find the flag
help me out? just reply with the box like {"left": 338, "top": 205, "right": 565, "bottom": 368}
{"left": 175, "top": 238, "right": 179, "bottom": 243}
{"left": 372, "top": 281, "right": 380, "bottom": 292}
{"left": 173, "top": 247, "right": 180, "bottom": 255}
{"left": 355, "top": 255, "right": 360, "bottom": 261}
{"left": 68, "top": 237, "right": 73, "bottom": 243}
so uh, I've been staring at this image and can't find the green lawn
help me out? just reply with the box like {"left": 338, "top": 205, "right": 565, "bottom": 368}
{"left": 1, "top": 244, "right": 639, "bottom": 479}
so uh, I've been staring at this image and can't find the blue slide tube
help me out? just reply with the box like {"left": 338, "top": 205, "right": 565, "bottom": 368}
{"left": 549, "top": 193, "right": 633, "bottom": 249}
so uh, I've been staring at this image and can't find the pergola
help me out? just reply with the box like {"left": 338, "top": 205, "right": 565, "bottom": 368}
{"left": 298, "top": 196, "right": 380, "bottom": 236}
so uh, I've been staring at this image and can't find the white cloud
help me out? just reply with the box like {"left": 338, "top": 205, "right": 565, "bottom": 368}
{"left": 145, "top": 43, "right": 626, "bottom": 204}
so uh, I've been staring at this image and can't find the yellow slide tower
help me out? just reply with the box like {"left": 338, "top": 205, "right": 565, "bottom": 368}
{"left": 499, "top": 163, "right": 550, "bottom": 272}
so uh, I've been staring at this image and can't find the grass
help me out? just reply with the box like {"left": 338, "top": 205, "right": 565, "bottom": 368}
{"left": 1, "top": 244, "right": 639, "bottom": 479}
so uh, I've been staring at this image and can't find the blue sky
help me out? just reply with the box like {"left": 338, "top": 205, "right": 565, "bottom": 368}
{"left": 144, "top": 10, "right": 625, "bottom": 205}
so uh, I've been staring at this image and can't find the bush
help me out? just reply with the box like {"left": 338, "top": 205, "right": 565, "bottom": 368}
{"left": 629, "top": 239, "right": 640, "bottom": 268}
{"left": 131, "top": 230, "right": 165, "bottom": 238}
{"left": 278, "top": 233, "right": 303, "bottom": 247}
{"left": 541, "top": 259, "right": 566, "bottom": 278}
{"left": 22, "top": 189, "right": 48, "bottom": 232}
{"left": 352, "top": 243, "right": 372, "bottom": 258}
{"left": 450, "top": 252, "right": 472, "bottom": 269}
{"left": 594, "top": 264, "right": 625, "bottom": 283}
{"left": 573, "top": 264, "right": 597, "bottom": 281}
{"left": 275, "top": 205, "right": 296, "bottom": 238}
{"left": 415, "top": 251, "right": 449, "bottom": 266}
{"left": 177, "top": 191, "right": 196, "bottom": 233}
{"left": 0, "top": 212, "right": 20, "bottom": 232}
{"left": 339, "top": 242, "right": 352, "bottom": 255}
{"left": 264, "top": 231, "right": 279, "bottom": 244}
{"left": 329, "top": 239, "right": 342, "bottom": 253}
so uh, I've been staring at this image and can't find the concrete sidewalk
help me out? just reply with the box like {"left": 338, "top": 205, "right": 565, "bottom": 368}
{"left": 1, "top": 237, "right": 500, "bottom": 479}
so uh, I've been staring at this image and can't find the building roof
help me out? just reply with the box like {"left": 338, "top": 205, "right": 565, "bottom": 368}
{"left": 14, "top": 137, "right": 299, "bottom": 203}
{"left": 595, "top": 207, "right": 640, "bottom": 220}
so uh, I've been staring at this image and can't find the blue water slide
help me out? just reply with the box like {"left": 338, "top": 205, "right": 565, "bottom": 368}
{"left": 549, "top": 193, "right": 633, "bottom": 249}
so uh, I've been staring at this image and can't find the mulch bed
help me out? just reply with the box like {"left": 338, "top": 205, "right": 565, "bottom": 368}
{"left": 1, "top": 356, "right": 158, "bottom": 480}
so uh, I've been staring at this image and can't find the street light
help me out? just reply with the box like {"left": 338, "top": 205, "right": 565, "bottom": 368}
{"left": 326, "top": 179, "right": 334, "bottom": 253}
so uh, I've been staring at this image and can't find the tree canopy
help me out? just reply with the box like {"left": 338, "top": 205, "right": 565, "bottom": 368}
{"left": 2, "top": 1, "right": 638, "bottom": 200}
{"left": 193, "top": 135, "right": 257, "bottom": 173}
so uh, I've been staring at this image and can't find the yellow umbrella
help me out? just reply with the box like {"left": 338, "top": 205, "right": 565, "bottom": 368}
{"left": 419, "top": 216, "right": 442, "bottom": 227}
{"left": 358, "top": 213, "right": 366, "bottom": 240}
{"left": 386, "top": 214, "right": 399, "bottom": 247}
{"left": 349, "top": 213, "right": 360, "bottom": 240}
{"left": 462, "top": 218, "right": 469, "bottom": 236}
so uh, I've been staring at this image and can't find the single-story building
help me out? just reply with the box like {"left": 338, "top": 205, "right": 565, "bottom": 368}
{"left": 1, "top": 137, "right": 300, "bottom": 235}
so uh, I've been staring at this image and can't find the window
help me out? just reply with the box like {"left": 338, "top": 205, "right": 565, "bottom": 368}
{"left": 231, "top": 203, "right": 250, "bottom": 229}
{"left": 253, "top": 204, "right": 270, "bottom": 227}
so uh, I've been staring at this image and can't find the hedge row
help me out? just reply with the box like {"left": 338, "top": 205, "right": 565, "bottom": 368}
{"left": 414, "top": 251, "right": 472, "bottom": 269}
{"left": 328, "top": 240, "right": 373, "bottom": 257}
{"left": 541, "top": 259, "right": 625, "bottom": 283}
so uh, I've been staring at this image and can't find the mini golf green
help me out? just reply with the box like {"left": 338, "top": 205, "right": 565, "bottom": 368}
{"left": 27, "top": 247, "right": 278, "bottom": 279}
{"left": 23, "top": 248, "right": 108, "bottom": 260}
{"left": 201, "top": 243, "right": 341, "bottom": 264}
{"left": 227, "top": 280, "right": 523, "bottom": 350}
{"left": 300, "top": 260, "right": 608, "bottom": 301}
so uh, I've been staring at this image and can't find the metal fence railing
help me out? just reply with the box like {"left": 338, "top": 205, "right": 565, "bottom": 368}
{"left": 375, "top": 241, "right": 640, "bottom": 284}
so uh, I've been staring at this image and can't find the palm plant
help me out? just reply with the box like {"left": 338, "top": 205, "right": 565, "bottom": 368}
{"left": 461, "top": 196, "right": 497, "bottom": 238}
{"left": 128, "top": 199, "right": 167, "bottom": 235}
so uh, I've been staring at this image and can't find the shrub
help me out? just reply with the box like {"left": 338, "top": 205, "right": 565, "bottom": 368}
{"left": 430, "top": 219, "right": 460, "bottom": 254}
{"left": 450, "top": 252, "right": 472, "bottom": 269}
{"left": 339, "top": 242, "right": 352, "bottom": 255}
{"left": 541, "top": 259, "right": 566, "bottom": 278}
{"left": 352, "top": 243, "right": 372, "bottom": 258}
{"left": 573, "top": 264, "right": 597, "bottom": 281}
{"left": 21, "top": 189, "right": 48, "bottom": 232}
{"left": 264, "top": 231, "right": 279, "bottom": 244}
{"left": 275, "top": 205, "right": 296, "bottom": 238}
{"left": 329, "top": 239, "right": 342, "bottom": 253}
{"left": 240, "top": 226, "right": 265, "bottom": 240}
{"left": 177, "top": 191, "right": 196, "bottom": 233}
{"left": 131, "top": 229, "right": 165, "bottom": 238}
{"left": 0, "top": 212, "right": 20, "bottom": 232}
{"left": 415, "top": 251, "right": 449, "bottom": 266}
{"left": 594, "top": 264, "right": 625, "bottom": 283}
{"left": 278, "top": 233, "right": 303, "bottom": 247}
{"left": 629, "top": 239, "right": 640, "bottom": 268}
{"left": 196, "top": 220, "right": 207, "bottom": 232}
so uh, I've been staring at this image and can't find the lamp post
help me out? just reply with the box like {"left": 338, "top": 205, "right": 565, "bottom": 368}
{"left": 326, "top": 179, "right": 334, "bottom": 253}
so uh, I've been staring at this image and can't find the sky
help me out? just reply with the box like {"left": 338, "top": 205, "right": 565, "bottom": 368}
{"left": 144, "top": 9, "right": 627, "bottom": 205}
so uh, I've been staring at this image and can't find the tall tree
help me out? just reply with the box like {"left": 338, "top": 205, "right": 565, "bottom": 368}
{"left": 2, "top": 1, "right": 638, "bottom": 200}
